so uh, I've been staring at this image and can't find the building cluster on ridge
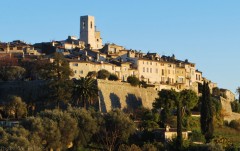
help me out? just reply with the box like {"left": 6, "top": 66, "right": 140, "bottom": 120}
{"left": 0, "top": 15, "right": 234, "bottom": 97}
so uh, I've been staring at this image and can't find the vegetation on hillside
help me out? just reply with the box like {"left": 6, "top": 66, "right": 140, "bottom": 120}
{"left": 0, "top": 53, "right": 240, "bottom": 150}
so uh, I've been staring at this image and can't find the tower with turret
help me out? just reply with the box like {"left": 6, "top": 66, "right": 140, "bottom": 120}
{"left": 80, "top": 15, "right": 102, "bottom": 49}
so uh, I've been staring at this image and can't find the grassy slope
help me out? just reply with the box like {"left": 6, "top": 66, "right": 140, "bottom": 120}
{"left": 188, "top": 116, "right": 240, "bottom": 146}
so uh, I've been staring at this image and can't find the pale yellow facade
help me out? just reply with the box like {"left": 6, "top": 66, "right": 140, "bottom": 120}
{"left": 195, "top": 70, "right": 203, "bottom": 84}
{"left": 69, "top": 60, "right": 138, "bottom": 81}
{"left": 138, "top": 59, "right": 161, "bottom": 84}
{"left": 175, "top": 66, "right": 186, "bottom": 90}
{"left": 138, "top": 59, "right": 176, "bottom": 85}
{"left": 102, "top": 43, "right": 124, "bottom": 54}
{"left": 160, "top": 62, "right": 176, "bottom": 85}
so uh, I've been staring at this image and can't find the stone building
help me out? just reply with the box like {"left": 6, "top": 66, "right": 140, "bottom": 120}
{"left": 0, "top": 40, "right": 41, "bottom": 56}
{"left": 80, "top": 15, "right": 103, "bottom": 49}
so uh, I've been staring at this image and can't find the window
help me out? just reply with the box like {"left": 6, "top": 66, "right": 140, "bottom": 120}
{"left": 168, "top": 70, "right": 170, "bottom": 74}
{"left": 156, "top": 68, "right": 158, "bottom": 73}
{"left": 162, "top": 69, "right": 164, "bottom": 76}
{"left": 161, "top": 63, "right": 164, "bottom": 66}
{"left": 91, "top": 21, "right": 93, "bottom": 28}
{"left": 156, "top": 63, "right": 157, "bottom": 65}
{"left": 74, "top": 70, "right": 77, "bottom": 74}
{"left": 150, "top": 62, "right": 152, "bottom": 65}
{"left": 74, "top": 63, "right": 78, "bottom": 66}
{"left": 147, "top": 68, "right": 149, "bottom": 72}
{"left": 79, "top": 70, "right": 83, "bottom": 74}
{"left": 112, "top": 66, "right": 114, "bottom": 70}
{"left": 147, "top": 62, "right": 148, "bottom": 65}
{"left": 143, "top": 61, "right": 144, "bottom": 64}
{"left": 83, "top": 21, "right": 85, "bottom": 29}
{"left": 150, "top": 68, "right": 152, "bottom": 73}
{"left": 143, "top": 67, "right": 145, "bottom": 72}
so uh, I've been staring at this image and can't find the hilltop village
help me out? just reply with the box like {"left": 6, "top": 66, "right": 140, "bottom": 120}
{"left": 1, "top": 15, "right": 240, "bottom": 150}
{"left": 0, "top": 15, "right": 234, "bottom": 98}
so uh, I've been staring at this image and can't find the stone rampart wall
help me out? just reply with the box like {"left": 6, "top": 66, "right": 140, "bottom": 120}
{"left": 0, "top": 81, "right": 47, "bottom": 102}
{"left": 97, "top": 80, "right": 158, "bottom": 112}
{"left": 220, "top": 97, "right": 240, "bottom": 122}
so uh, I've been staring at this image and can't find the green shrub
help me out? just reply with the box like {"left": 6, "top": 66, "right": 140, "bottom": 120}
{"left": 127, "top": 76, "right": 139, "bottom": 86}
{"left": 190, "top": 130, "right": 205, "bottom": 142}
{"left": 118, "top": 144, "right": 130, "bottom": 151}
{"left": 108, "top": 74, "right": 118, "bottom": 81}
{"left": 97, "top": 69, "right": 110, "bottom": 79}
{"left": 207, "top": 142, "right": 224, "bottom": 151}
{"left": 231, "top": 101, "right": 240, "bottom": 113}
{"left": 167, "top": 138, "right": 190, "bottom": 151}
{"left": 118, "top": 144, "right": 141, "bottom": 151}
{"left": 142, "top": 143, "right": 157, "bottom": 151}
{"left": 229, "top": 120, "right": 240, "bottom": 130}
{"left": 140, "top": 80, "right": 147, "bottom": 88}
{"left": 87, "top": 71, "right": 97, "bottom": 78}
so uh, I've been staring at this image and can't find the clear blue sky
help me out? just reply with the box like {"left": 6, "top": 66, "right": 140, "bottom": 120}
{"left": 1, "top": 0, "right": 240, "bottom": 95}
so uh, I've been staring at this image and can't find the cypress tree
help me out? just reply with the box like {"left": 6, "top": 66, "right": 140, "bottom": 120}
{"left": 176, "top": 98, "right": 183, "bottom": 150}
{"left": 200, "top": 81, "right": 214, "bottom": 143}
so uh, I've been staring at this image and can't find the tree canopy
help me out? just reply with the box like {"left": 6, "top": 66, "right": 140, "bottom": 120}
{"left": 0, "top": 66, "right": 25, "bottom": 81}
{"left": 127, "top": 75, "right": 140, "bottom": 86}
{"left": 45, "top": 53, "right": 74, "bottom": 108}
{"left": 97, "top": 69, "right": 110, "bottom": 79}
{"left": 4, "top": 96, "right": 27, "bottom": 119}
{"left": 72, "top": 77, "right": 98, "bottom": 109}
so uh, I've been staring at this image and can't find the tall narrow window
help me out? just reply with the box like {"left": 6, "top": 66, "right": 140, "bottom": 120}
{"left": 83, "top": 21, "right": 85, "bottom": 29}
{"left": 91, "top": 21, "right": 93, "bottom": 28}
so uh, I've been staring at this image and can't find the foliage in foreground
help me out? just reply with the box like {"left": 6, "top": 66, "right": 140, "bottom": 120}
{"left": 0, "top": 108, "right": 136, "bottom": 151}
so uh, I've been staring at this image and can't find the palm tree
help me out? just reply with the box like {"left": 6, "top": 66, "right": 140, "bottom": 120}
{"left": 236, "top": 87, "right": 240, "bottom": 102}
{"left": 72, "top": 77, "right": 98, "bottom": 109}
